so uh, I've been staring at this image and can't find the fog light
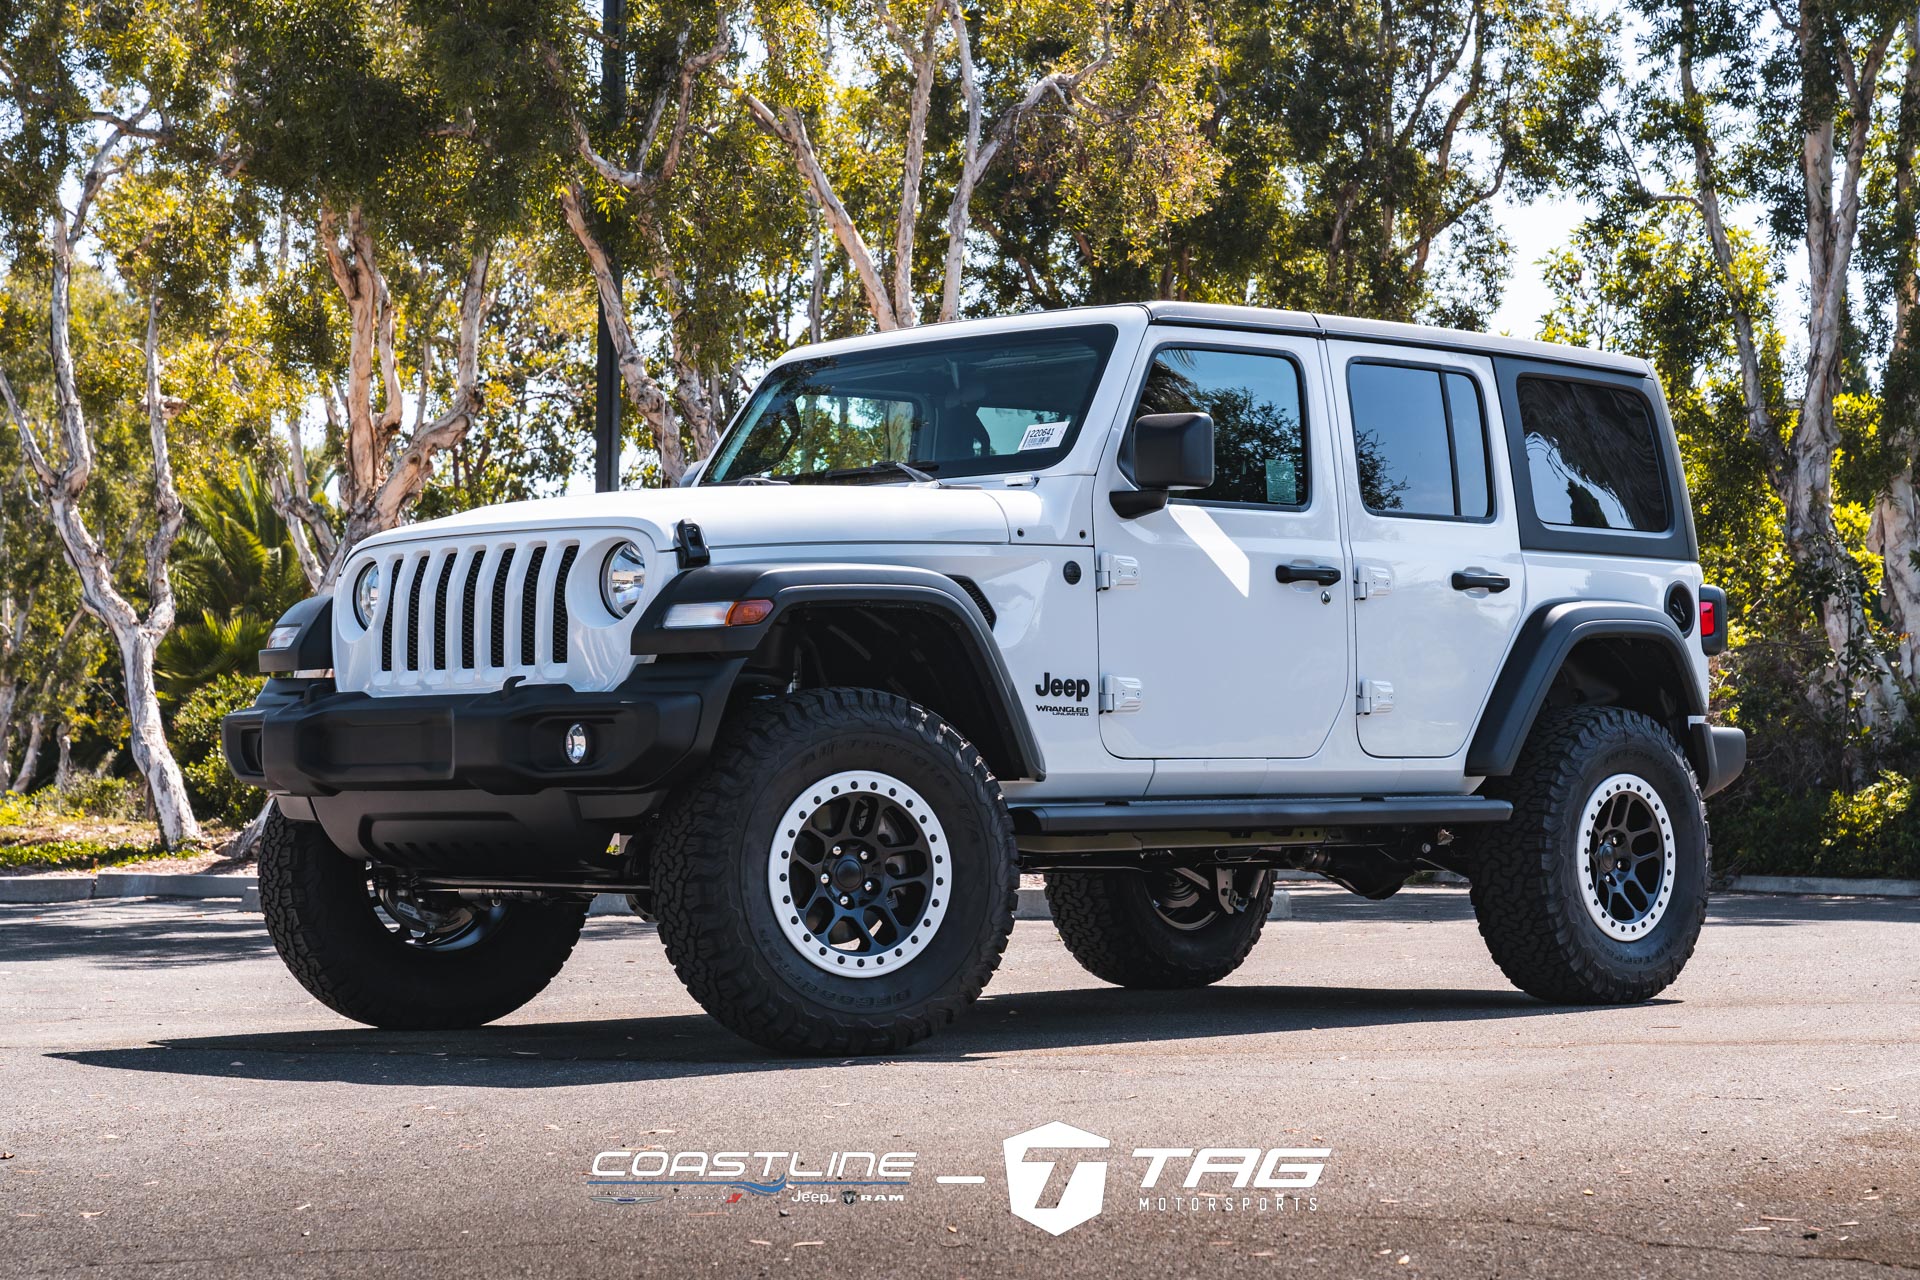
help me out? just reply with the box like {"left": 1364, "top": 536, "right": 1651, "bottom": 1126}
{"left": 564, "top": 723, "right": 590, "bottom": 765}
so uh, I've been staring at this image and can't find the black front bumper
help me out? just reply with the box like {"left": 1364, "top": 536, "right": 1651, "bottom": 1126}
{"left": 222, "top": 660, "right": 740, "bottom": 862}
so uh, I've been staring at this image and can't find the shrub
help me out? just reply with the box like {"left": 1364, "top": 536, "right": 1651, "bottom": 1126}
{"left": 1714, "top": 772, "right": 1920, "bottom": 881}
{"left": 174, "top": 672, "right": 266, "bottom": 827}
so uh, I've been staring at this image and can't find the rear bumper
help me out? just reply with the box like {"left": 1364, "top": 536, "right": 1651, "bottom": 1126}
{"left": 221, "top": 661, "right": 740, "bottom": 861}
{"left": 1689, "top": 723, "right": 1747, "bottom": 797}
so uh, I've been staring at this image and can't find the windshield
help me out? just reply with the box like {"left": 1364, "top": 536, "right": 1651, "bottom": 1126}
{"left": 703, "top": 324, "right": 1119, "bottom": 484}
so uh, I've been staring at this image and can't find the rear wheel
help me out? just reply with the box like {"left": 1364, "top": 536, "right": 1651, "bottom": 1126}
{"left": 650, "top": 688, "right": 1018, "bottom": 1056}
{"left": 1468, "top": 706, "right": 1709, "bottom": 1004}
{"left": 257, "top": 809, "right": 587, "bottom": 1029}
{"left": 1046, "top": 865, "right": 1273, "bottom": 989}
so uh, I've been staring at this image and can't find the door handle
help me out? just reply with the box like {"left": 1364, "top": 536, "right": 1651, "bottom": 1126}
{"left": 1451, "top": 569, "right": 1511, "bottom": 593}
{"left": 1276, "top": 563, "right": 1343, "bottom": 586}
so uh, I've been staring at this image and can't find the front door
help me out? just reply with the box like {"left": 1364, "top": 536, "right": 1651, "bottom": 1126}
{"left": 1095, "top": 333, "right": 1350, "bottom": 760}
{"left": 1329, "top": 345, "right": 1527, "bottom": 758}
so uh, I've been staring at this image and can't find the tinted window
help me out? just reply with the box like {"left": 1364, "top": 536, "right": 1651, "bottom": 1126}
{"left": 1517, "top": 377, "right": 1669, "bottom": 531}
{"left": 706, "top": 325, "right": 1117, "bottom": 483}
{"left": 1347, "top": 363, "right": 1492, "bottom": 518}
{"left": 1137, "top": 348, "right": 1308, "bottom": 506}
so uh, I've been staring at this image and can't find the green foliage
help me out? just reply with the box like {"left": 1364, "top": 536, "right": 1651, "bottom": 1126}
{"left": 1716, "top": 774, "right": 1920, "bottom": 881}
{"left": 174, "top": 672, "right": 266, "bottom": 827}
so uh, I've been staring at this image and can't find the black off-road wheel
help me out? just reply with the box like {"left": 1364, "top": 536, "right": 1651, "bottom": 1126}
{"left": 1468, "top": 706, "right": 1709, "bottom": 1004}
{"left": 1046, "top": 866, "right": 1273, "bottom": 989}
{"left": 649, "top": 688, "right": 1018, "bottom": 1056}
{"left": 257, "top": 809, "right": 588, "bottom": 1030}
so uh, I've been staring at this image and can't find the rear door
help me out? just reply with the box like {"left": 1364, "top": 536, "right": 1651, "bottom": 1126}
{"left": 1329, "top": 345, "right": 1526, "bottom": 758}
{"left": 1094, "top": 332, "right": 1350, "bottom": 760}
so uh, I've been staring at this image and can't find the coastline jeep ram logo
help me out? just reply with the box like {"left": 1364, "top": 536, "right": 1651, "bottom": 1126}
{"left": 1033, "top": 671, "right": 1093, "bottom": 718}
{"left": 1003, "top": 1123, "right": 1330, "bottom": 1236}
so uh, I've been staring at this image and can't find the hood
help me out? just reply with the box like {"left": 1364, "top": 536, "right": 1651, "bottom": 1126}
{"left": 361, "top": 483, "right": 1016, "bottom": 554}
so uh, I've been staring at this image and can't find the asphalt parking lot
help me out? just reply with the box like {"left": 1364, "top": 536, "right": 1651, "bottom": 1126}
{"left": 1, "top": 885, "right": 1915, "bottom": 1279}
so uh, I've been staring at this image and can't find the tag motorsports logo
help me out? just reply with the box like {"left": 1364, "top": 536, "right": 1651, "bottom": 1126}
{"left": 1003, "top": 1122, "right": 1330, "bottom": 1236}
{"left": 584, "top": 1126, "right": 1328, "bottom": 1235}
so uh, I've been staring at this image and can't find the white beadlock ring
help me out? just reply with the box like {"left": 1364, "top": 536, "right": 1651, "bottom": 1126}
{"left": 766, "top": 770, "right": 951, "bottom": 979}
{"left": 1576, "top": 772, "right": 1677, "bottom": 941}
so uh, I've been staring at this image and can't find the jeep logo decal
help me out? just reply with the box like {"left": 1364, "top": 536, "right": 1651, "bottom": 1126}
{"left": 1035, "top": 672, "right": 1092, "bottom": 702}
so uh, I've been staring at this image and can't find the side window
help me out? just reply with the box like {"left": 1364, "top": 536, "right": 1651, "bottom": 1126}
{"left": 1516, "top": 377, "right": 1670, "bottom": 532}
{"left": 1347, "top": 362, "right": 1492, "bottom": 519}
{"left": 1136, "top": 347, "right": 1308, "bottom": 507}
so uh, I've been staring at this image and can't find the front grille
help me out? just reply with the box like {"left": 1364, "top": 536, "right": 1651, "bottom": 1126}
{"left": 363, "top": 538, "right": 578, "bottom": 689}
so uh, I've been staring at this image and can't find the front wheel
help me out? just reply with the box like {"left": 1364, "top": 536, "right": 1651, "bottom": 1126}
{"left": 649, "top": 688, "right": 1018, "bottom": 1056}
{"left": 1046, "top": 865, "right": 1273, "bottom": 989}
{"left": 1468, "top": 706, "right": 1709, "bottom": 1004}
{"left": 257, "top": 809, "right": 588, "bottom": 1029}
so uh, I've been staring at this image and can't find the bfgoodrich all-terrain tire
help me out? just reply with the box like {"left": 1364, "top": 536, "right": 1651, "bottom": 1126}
{"left": 1468, "top": 706, "right": 1709, "bottom": 1004}
{"left": 649, "top": 688, "right": 1019, "bottom": 1056}
{"left": 1046, "top": 867, "right": 1273, "bottom": 989}
{"left": 257, "top": 809, "right": 587, "bottom": 1030}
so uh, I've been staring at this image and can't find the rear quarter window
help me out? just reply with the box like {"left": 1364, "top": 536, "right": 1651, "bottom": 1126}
{"left": 1516, "top": 376, "right": 1670, "bottom": 533}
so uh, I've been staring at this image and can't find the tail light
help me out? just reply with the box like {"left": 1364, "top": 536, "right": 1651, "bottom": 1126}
{"left": 1698, "top": 585, "right": 1729, "bottom": 656}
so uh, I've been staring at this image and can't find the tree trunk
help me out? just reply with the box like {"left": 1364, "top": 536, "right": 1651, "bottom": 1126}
{"left": 1672, "top": 0, "right": 1907, "bottom": 731}
{"left": 319, "top": 205, "right": 494, "bottom": 574}
{"left": 53, "top": 723, "right": 72, "bottom": 792}
{"left": 1870, "top": 19, "right": 1920, "bottom": 688}
{"left": 11, "top": 712, "right": 44, "bottom": 794}
{"left": 3, "top": 242, "right": 202, "bottom": 843}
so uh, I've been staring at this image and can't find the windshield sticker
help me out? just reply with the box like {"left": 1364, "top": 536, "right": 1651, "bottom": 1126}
{"left": 1017, "top": 421, "right": 1069, "bottom": 451}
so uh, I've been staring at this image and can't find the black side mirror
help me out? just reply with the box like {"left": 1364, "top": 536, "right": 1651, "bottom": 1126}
{"left": 1112, "top": 412, "right": 1214, "bottom": 517}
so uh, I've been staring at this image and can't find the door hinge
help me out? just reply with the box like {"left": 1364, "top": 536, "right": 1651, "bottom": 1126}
{"left": 1352, "top": 564, "right": 1392, "bottom": 600}
{"left": 1094, "top": 552, "right": 1140, "bottom": 591}
{"left": 1100, "top": 674, "right": 1144, "bottom": 713}
{"left": 1357, "top": 678, "right": 1395, "bottom": 715}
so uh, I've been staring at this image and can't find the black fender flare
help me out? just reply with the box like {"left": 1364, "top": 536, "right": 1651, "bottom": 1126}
{"left": 257, "top": 595, "right": 334, "bottom": 674}
{"left": 1466, "top": 600, "right": 1707, "bottom": 780}
{"left": 631, "top": 562, "right": 1046, "bottom": 781}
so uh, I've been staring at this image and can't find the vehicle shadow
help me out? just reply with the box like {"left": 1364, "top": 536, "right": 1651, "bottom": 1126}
{"left": 51, "top": 981, "right": 1609, "bottom": 1089}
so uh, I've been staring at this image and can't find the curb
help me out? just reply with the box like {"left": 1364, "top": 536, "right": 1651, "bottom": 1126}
{"left": 1723, "top": 874, "right": 1920, "bottom": 899}
{"left": 587, "top": 885, "right": 1294, "bottom": 922}
{"left": 0, "top": 873, "right": 256, "bottom": 905}
{"left": 16, "top": 871, "right": 1918, "bottom": 908}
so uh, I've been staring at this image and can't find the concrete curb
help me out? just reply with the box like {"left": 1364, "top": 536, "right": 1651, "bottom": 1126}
{"left": 15, "top": 869, "right": 1918, "bottom": 908}
{"left": 1723, "top": 874, "right": 1920, "bottom": 899}
{"left": 0, "top": 873, "right": 256, "bottom": 904}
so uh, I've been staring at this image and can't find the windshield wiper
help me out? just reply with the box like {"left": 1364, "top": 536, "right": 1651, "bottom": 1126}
{"left": 718, "top": 474, "right": 789, "bottom": 486}
{"left": 797, "top": 460, "right": 941, "bottom": 486}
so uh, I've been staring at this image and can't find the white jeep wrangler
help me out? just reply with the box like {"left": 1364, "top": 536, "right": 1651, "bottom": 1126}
{"left": 225, "top": 302, "right": 1745, "bottom": 1055}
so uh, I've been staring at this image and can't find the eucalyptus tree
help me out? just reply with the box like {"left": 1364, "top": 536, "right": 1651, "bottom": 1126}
{"left": 1617, "top": 0, "right": 1912, "bottom": 732}
{"left": 720, "top": 0, "right": 1215, "bottom": 331}
{"left": 971, "top": 0, "right": 1611, "bottom": 323}
{"left": 221, "top": 0, "right": 576, "bottom": 577}
{"left": 0, "top": 2, "right": 232, "bottom": 841}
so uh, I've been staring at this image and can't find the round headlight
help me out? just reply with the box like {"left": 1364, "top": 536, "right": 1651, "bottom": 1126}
{"left": 351, "top": 561, "right": 381, "bottom": 628}
{"left": 601, "top": 542, "right": 647, "bottom": 616}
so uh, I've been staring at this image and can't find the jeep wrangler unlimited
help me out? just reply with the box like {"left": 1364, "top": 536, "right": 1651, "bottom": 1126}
{"left": 224, "top": 302, "right": 1745, "bottom": 1055}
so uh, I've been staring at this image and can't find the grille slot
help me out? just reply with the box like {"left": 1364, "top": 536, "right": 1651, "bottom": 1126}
{"left": 431, "top": 555, "right": 456, "bottom": 670}
{"left": 380, "top": 555, "right": 398, "bottom": 671}
{"left": 552, "top": 545, "right": 578, "bottom": 664}
{"left": 520, "top": 545, "right": 548, "bottom": 667}
{"left": 404, "top": 554, "right": 427, "bottom": 671}
{"left": 490, "top": 546, "right": 515, "bottom": 668}
{"left": 461, "top": 551, "right": 486, "bottom": 669}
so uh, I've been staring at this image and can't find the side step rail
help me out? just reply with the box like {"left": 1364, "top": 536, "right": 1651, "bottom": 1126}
{"left": 1009, "top": 795, "right": 1512, "bottom": 836}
